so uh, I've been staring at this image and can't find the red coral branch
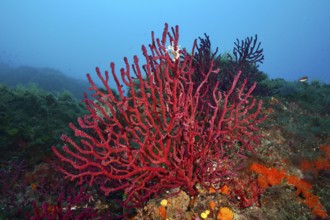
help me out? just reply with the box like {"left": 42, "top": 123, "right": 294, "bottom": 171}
{"left": 52, "top": 23, "right": 265, "bottom": 207}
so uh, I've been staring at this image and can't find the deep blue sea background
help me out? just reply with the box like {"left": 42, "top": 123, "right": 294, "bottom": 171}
{"left": 0, "top": 0, "right": 329, "bottom": 86}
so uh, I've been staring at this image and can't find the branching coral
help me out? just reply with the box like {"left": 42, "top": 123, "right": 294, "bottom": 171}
{"left": 52, "top": 23, "right": 265, "bottom": 208}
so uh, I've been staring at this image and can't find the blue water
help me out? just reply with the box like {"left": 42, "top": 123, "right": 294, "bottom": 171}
{"left": 0, "top": 0, "right": 329, "bottom": 86}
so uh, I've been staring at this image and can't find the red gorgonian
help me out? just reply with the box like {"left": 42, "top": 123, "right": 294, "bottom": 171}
{"left": 52, "top": 23, "right": 265, "bottom": 207}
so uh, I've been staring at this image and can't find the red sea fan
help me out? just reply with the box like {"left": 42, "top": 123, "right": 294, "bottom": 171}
{"left": 52, "top": 23, "right": 265, "bottom": 208}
